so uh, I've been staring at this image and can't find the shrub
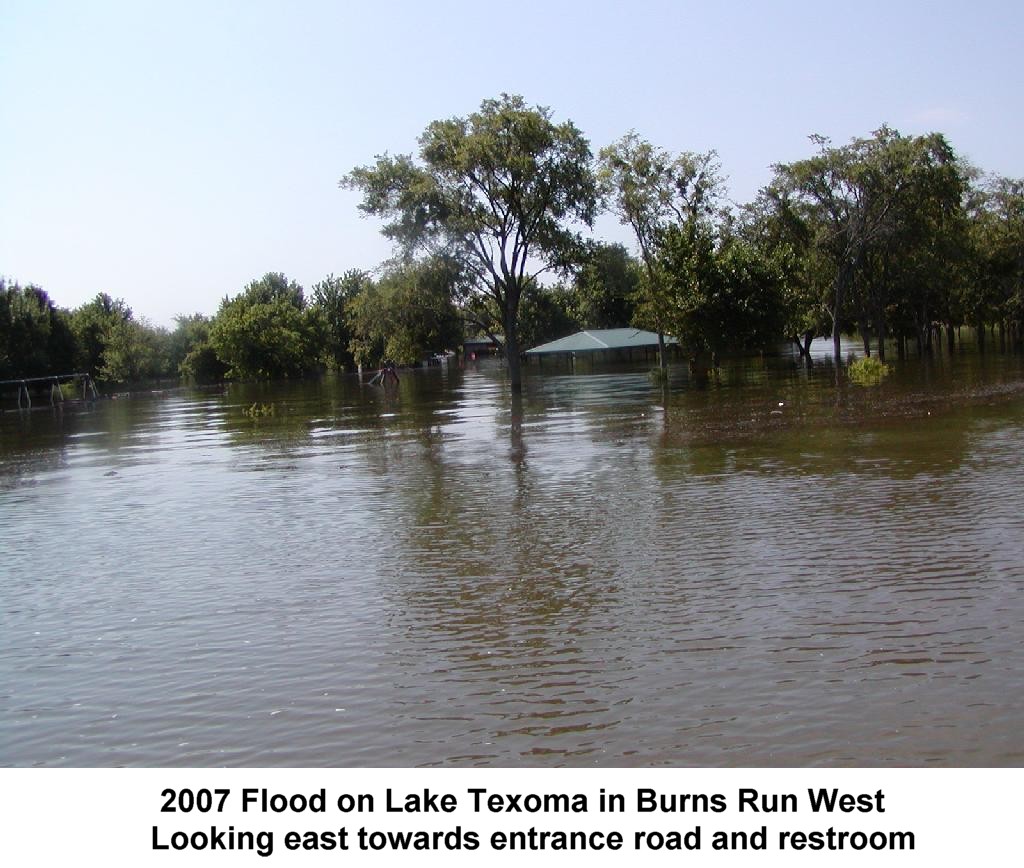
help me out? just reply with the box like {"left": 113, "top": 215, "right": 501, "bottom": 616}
{"left": 848, "top": 356, "right": 891, "bottom": 385}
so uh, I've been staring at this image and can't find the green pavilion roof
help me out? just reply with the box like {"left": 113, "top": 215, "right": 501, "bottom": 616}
{"left": 525, "top": 328, "right": 676, "bottom": 355}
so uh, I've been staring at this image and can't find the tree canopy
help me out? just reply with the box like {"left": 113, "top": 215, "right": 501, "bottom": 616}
{"left": 0, "top": 280, "right": 76, "bottom": 380}
{"left": 657, "top": 227, "right": 790, "bottom": 363}
{"left": 768, "top": 127, "right": 968, "bottom": 359}
{"left": 570, "top": 242, "right": 640, "bottom": 329}
{"left": 209, "top": 273, "right": 322, "bottom": 380}
{"left": 311, "top": 270, "right": 368, "bottom": 372}
{"left": 346, "top": 258, "right": 463, "bottom": 368}
{"left": 343, "top": 94, "right": 597, "bottom": 389}
{"left": 598, "top": 133, "right": 723, "bottom": 367}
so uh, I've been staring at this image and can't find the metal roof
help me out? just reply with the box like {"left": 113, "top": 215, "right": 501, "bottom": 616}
{"left": 525, "top": 328, "right": 677, "bottom": 355}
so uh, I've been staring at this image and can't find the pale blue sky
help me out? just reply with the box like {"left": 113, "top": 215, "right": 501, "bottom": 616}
{"left": 2, "top": 0, "right": 1021, "bottom": 326}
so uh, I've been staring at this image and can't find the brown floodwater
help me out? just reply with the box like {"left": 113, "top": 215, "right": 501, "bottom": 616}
{"left": 2, "top": 341, "right": 1023, "bottom": 766}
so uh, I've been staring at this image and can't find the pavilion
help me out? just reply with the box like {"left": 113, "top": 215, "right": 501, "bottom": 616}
{"left": 525, "top": 328, "right": 678, "bottom": 363}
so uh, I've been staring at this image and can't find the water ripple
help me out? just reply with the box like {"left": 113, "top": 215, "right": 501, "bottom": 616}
{"left": 2, "top": 358, "right": 1023, "bottom": 765}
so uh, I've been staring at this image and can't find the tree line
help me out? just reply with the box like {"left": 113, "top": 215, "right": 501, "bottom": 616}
{"left": 0, "top": 255, "right": 634, "bottom": 385}
{"left": 4, "top": 95, "right": 1022, "bottom": 387}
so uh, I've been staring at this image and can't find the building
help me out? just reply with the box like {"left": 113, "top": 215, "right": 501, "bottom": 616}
{"left": 525, "top": 328, "right": 678, "bottom": 364}
{"left": 462, "top": 335, "right": 503, "bottom": 359}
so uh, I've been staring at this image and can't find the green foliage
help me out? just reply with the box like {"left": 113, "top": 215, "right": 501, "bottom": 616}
{"left": 346, "top": 259, "right": 463, "bottom": 367}
{"left": 243, "top": 402, "right": 276, "bottom": 418}
{"left": 875, "top": 134, "right": 967, "bottom": 346}
{"left": 599, "top": 135, "right": 724, "bottom": 249}
{"left": 209, "top": 273, "right": 321, "bottom": 380}
{"left": 70, "top": 293, "right": 134, "bottom": 377}
{"left": 311, "top": 270, "right": 368, "bottom": 371}
{"left": 238, "top": 272, "right": 305, "bottom": 307}
{"left": 2, "top": 284, "right": 173, "bottom": 385}
{"left": 769, "top": 128, "right": 971, "bottom": 356}
{"left": 343, "top": 94, "right": 597, "bottom": 386}
{"left": 168, "top": 313, "right": 211, "bottom": 368}
{"left": 517, "top": 283, "right": 579, "bottom": 350}
{"left": 171, "top": 314, "right": 228, "bottom": 384}
{"left": 179, "top": 344, "right": 228, "bottom": 384}
{"left": 714, "top": 238, "right": 791, "bottom": 351}
{"left": 738, "top": 190, "right": 832, "bottom": 350}
{"left": 657, "top": 226, "right": 788, "bottom": 361}
{"left": 344, "top": 285, "right": 386, "bottom": 367}
{"left": 968, "top": 175, "right": 1024, "bottom": 335}
{"left": 570, "top": 242, "right": 639, "bottom": 328}
{"left": 848, "top": 356, "right": 891, "bottom": 385}
{"left": 598, "top": 133, "right": 724, "bottom": 365}
{"left": 0, "top": 280, "right": 76, "bottom": 379}
{"left": 99, "top": 317, "right": 169, "bottom": 384}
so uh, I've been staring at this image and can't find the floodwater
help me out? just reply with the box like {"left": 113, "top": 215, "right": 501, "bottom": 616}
{"left": 2, "top": 342, "right": 1023, "bottom": 767}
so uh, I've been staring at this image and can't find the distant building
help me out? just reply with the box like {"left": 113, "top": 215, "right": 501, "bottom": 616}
{"left": 525, "top": 328, "right": 678, "bottom": 363}
{"left": 462, "top": 335, "right": 503, "bottom": 359}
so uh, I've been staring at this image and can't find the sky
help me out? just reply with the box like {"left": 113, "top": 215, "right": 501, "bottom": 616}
{"left": 2, "top": 0, "right": 1022, "bottom": 327}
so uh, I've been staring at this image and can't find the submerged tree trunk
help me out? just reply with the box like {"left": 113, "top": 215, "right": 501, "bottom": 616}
{"left": 504, "top": 308, "right": 522, "bottom": 392}
{"left": 657, "top": 331, "right": 667, "bottom": 373}
{"left": 874, "top": 304, "right": 887, "bottom": 361}
{"left": 688, "top": 350, "right": 712, "bottom": 386}
{"left": 793, "top": 331, "right": 814, "bottom": 358}
{"left": 946, "top": 323, "right": 955, "bottom": 355}
{"left": 859, "top": 319, "right": 871, "bottom": 357}
{"left": 509, "top": 391, "right": 526, "bottom": 466}
{"left": 916, "top": 302, "right": 932, "bottom": 355}
{"left": 831, "top": 260, "right": 854, "bottom": 363}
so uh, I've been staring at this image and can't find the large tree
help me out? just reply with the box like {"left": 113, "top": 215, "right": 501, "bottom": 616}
{"left": 739, "top": 187, "right": 832, "bottom": 358}
{"left": 311, "top": 269, "right": 369, "bottom": 372}
{"left": 656, "top": 224, "right": 790, "bottom": 369}
{"left": 99, "top": 318, "right": 169, "bottom": 384}
{"left": 209, "top": 273, "right": 321, "bottom": 380}
{"left": 598, "top": 132, "right": 723, "bottom": 369}
{"left": 0, "top": 280, "right": 76, "bottom": 379}
{"left": 968, "top": 174, "right": 1024, "bottom": 349}
{"left": 69, "top": 293, "right": 133, "bottom": 378}
{"left": 570, "top": 242, "right": 640, "bottom": 329}
{"left": 346, "top": 258, "right": 464, "bottom": 368}
{"left": 878, "top": 134, "right": 966, "bottom": 356}
{"left": 770, "top": 127, "right": 965, "bottom": 361}
{"left": 171, "top": 313, "right": 228, "bottom": 384}
{"left": 342, "top": 94, "right": 597, "bottom": 390}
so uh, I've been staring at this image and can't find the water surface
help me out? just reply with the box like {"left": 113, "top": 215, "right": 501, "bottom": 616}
{"left": 2, "top": 345, "right": 1023, "bottom": 766}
